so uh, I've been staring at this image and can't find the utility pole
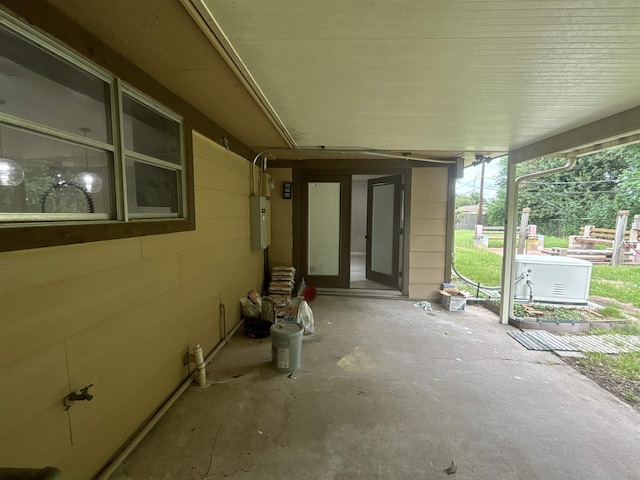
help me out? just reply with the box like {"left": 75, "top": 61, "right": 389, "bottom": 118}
{"left": 477, "top": 161, "right": 485, "bottom": 226}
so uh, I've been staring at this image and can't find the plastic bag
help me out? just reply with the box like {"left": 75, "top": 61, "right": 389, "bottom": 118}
{"left": 296, "top": 299, "right": 315, "bottom": 334}
{"left": 240, "top": 297, "right": 261, "bottom": 319}
{"left": 413, "top": 300, "right": 432, "bottom": 311}
{"left": 275, "top": 296, "right": 314, "bottom": 334}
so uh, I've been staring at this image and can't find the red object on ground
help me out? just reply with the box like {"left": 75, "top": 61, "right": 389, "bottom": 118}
{"left": 302, "top": 286, "right": 317, "bottom": 302}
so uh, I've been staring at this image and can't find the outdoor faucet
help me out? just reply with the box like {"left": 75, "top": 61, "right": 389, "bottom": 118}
{"left": 63, "top": 384, "right": 94, "bottom": 410}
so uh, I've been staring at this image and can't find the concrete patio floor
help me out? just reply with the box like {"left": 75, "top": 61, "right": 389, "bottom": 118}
{"left": 110, "top": 296, "right": 640, "bottom": 480}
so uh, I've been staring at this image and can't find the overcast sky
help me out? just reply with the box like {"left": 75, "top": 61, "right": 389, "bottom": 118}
{"left": 455, "top": 157, "right": 504, "bottom": 201}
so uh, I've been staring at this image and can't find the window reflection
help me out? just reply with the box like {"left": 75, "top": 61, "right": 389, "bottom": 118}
{"left": 0, "top": 25, "right": 111, "bottom": 143}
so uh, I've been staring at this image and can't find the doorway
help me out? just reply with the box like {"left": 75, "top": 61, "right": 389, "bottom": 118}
{"left": 351, "top": 174, "right": 403, "bottom": 291}
{"left": 297, "top": 170, "right": 405, "bottom": 293}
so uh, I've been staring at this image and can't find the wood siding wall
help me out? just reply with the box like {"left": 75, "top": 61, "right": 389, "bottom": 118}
{"left": 408, "top": 167, "right": 448, "bottom": 299}
{"left": 0, "top": 132, "right": 262, "bottom": 479}
{"left": 267, "top": 168, "right": 293, "bottom": 268}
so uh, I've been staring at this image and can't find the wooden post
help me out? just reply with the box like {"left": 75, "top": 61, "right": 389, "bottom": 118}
{"left": 517, "top": 207, "right": 531, "bottom": 254}
{"left": 611, "top": 210, "right": 629, "bottom": 266}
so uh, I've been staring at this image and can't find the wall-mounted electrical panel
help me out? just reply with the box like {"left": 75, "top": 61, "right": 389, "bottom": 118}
{"left": 250, "top": 195, "right": 271, "bottom": 250}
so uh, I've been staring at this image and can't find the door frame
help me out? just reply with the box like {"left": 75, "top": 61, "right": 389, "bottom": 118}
{"left": 293, "top": 167, "right": 412, "bottom": 294}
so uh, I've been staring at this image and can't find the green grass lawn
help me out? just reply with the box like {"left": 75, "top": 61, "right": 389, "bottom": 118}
{"left": 454, "top": 230, "right": 640, "bottom": 308}
{"left": 453, "top": 230, "right": 502, "bottom": 285}
{"left": 589, "top": 265, "right": 640, "bottom": 308}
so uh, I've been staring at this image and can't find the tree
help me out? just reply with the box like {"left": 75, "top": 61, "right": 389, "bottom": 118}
{"left": 487, "top": 144, "right": 640, "bottom": 236}
{"left": 618, "top": 147, "right": 640, "bottom": 216}
{"left": 455, "top": 191, "right": 480, "bottom": 209}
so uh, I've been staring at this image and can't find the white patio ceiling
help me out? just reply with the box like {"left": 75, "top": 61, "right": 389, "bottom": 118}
{"left": 42, "top": 0, "right": 640, "bottom": 164}
{"left": 195, "top": 0, "right": 640, "bottom": 161}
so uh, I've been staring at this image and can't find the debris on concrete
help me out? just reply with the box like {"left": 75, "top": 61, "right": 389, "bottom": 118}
{"left": 413, "top": 300, "right": 433, "bottom": 311}
{"left": 444, "top": 460, "right": 457, "bottom": 474}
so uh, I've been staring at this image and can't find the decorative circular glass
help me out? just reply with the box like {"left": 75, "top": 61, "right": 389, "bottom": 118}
{"left": 0, "top": 158, "right": 25, "bottom": 186}
{"left": 74, "top": 171, "right": 103, "bottom": 193}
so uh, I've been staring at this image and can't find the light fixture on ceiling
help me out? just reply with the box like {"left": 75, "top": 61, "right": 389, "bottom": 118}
{"left": 0, "top": 124, "right": 25, "bottom": 187}
{"left": 73, "top": 127, "right": 102, "bottom": 193}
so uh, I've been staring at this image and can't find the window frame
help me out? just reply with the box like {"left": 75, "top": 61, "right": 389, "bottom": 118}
{"left": 119, "top": 84, "right": 187, "bottom": 221}
{"left": 0, "top": 10, "right": 194, "bottom": 252}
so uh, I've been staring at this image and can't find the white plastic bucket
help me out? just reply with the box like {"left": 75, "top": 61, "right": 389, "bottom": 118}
{"left": 270, "top": 322, "right": 303, "bottom": 373}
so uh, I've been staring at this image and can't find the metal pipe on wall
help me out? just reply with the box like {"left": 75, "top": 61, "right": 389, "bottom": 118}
{"left": 0, "top": 467, "right": 61, "bottom": 480}
{"left": 251, "top": 148, "right": 457, "bottom": 165}
{"left": 94, "top": 320, "right": 245, "bottom": 480}
{"left": 192, "top": 345, "right": 207, "bottom": 387}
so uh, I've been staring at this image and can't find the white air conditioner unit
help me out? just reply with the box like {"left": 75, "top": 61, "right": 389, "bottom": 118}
{"left": 514, "top": 255, "right": 592, "bottom": 304}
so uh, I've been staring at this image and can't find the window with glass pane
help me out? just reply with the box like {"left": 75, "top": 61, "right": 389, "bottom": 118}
{"left": 371, "top": 184, "right": 394, "bottom": 275}
{"left": 0, "top": 13, "right": 186, "bottom": 236}
{"left": 0, "top": 125, "right": 114, "bottom": 217}
{"left": 122, "top": 94, "right": 181, "bottom": 165}
{"left": 125, "top": 158, "right": 179, "bottom": 215}
{"left": 0, "top": 25, "right": 111, "bottom": 144}
{"left": 308, "top": 182, "right": 340, "bottom": 276}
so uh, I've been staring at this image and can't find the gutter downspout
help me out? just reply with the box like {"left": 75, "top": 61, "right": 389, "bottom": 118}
{"left": 499, "top": 156, "right": 577, "bottom": 324}
{"left": 95, "top": 320, "right": 244, "bottom": 480}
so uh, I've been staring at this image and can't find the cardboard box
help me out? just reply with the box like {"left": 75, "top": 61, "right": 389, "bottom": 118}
{"left": 441, "top": 283, "right": 459, "bottom": 295}
{"left": 439, "top": 288, "right": 469, "bottom": 311}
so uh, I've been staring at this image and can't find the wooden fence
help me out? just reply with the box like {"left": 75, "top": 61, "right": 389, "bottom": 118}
{"left": 568, "top": 211, "right": 639, "bottom": 265}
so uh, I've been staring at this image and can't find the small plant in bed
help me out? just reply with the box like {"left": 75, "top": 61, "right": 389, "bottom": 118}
{"left": 511, "top": 302, "right": 604, "bottom": 322}
{"left": 589, "top": 323, "right": 640, "bottom": 336}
